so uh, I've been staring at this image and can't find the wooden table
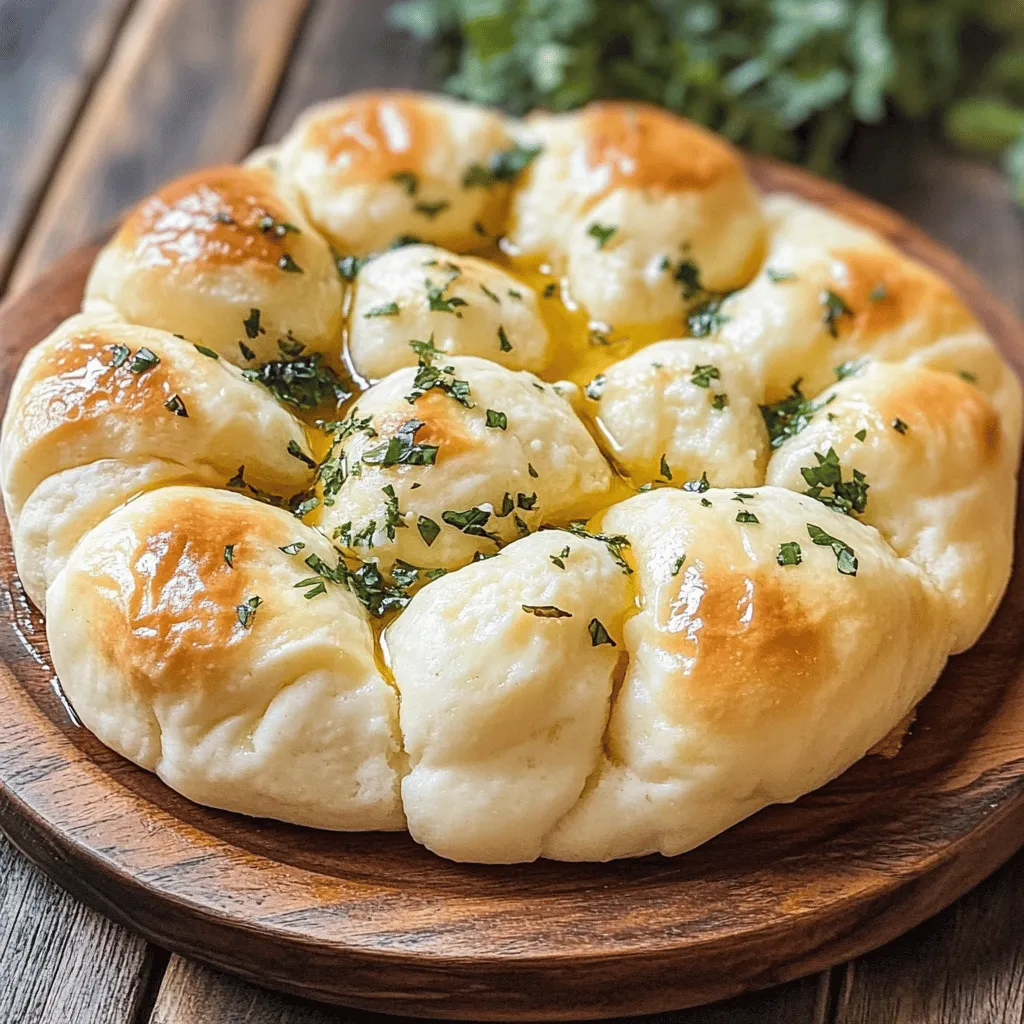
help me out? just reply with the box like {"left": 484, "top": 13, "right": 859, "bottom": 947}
{"left": 2, "top": 1, "right": 1024, "bottom": 1021}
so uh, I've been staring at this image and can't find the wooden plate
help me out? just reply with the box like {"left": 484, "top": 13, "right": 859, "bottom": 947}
{"left": 1, "top": 158, "right": 1024, "bottom": 1022}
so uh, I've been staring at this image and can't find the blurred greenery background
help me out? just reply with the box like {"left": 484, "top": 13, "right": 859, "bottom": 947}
{"left": 389, "top": 0, "right": 1024, "bottom": 202}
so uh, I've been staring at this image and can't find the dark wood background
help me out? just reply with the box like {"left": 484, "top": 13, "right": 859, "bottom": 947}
{"left": 1, "top": 1, "right": 1024, "bottom": 1021}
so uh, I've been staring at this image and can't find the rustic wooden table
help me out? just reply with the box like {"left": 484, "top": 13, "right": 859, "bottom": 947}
{"left": 2, "top": 2, "right": 1024, "bottom": 1022}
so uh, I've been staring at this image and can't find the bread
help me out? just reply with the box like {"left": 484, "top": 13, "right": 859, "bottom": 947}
{"left": 716, "top": 194, "right": 984, "bottom": 401}
{"left": 507, "top": 101, "right": 765, "bottom": 329}
{"left": 590, "top": 339, "right": 768, "bottom": 488}
{"left": 347, "top": 243, "right": 550, "bottom": 380}
{"left": 387, "top": 529, "right": 630, "bottom": 863}
{"left": 45, "top": 486, "right": 404, "bottom": 830}
{"left": 84, "top": 164, "right": 342, "bottom": 364}
{"left": 0, "top": 313, "right": 315, "bottom": 608}
{"left": 276, "top": 91, "right": 515, "bottom": 255}
{"left": 542, "top": 487, "right": 952, "bottom": 861}
{"left": 5, "top": 90, "right": 1019, "bottom": 864}
{"left": 765, "top": 360, "right": 1019, "bottom": 652}
{"left": 318, "top": 354, "right": 612, "bottom": 572}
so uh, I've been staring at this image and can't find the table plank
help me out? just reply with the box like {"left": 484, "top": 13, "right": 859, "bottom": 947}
{"left": 832, "top": 849, "right": 1024, "bottom": 1024}
{"left": 6, "top": 0, "right": 311, "bottom": 293}
{"left": 149, "top": 955, "right": 829, "bottom": 1024}
{"left": 0, "top": 0, "right": 136, "bottom": 288}
{"left": 0, "top": 833, "right": 159, "bottom": 1024}
{"left": 261, "top": 0, "right": 431, "bottom": 144}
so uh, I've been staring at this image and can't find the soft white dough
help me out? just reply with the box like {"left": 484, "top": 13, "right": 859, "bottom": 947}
{"left": 592, "top": 339, "right": 769, "bottom": 487}
{"left": 45, "top": 487, "right": 405, "bottom": 830}
{"left": 765, "top": 360, "right": 1021, "bottom": 652}
{"left": 0, "top": 313, "right": 315, "bottom": 609}
{"left": 542, "top": 487, "right": 953, "bottom": 861}
{"left": 507, "top": 102, "right": 764, "bottom": 328}
{"left": 348, "top": 244, "right": 550, "bottom": 380}
{"left": 387, "top": 530, "right": 631, "bottom": 862}
{"left": 277, "top": 91, "right": 516, "bottom": 254}
{"left": 716, "top": 194, "right": 985, "bottom": 401}
{"left": 320, "top": 355, "right": 612, "bottom": 571}
{"left": 84, "top": 165, "right": 342, "bottom": 365}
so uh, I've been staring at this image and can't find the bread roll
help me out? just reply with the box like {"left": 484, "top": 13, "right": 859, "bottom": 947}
{"left": 542, "top": 487, "right": 952, "bottom": 861}
{"left": 717, "top": 194, "right": 983, "bottom": 401}
{"left": 0, "top": 313, "right": 315, "bottom": 608}
{"left": 765, "top": 360, "right": 1021, "bottom": 651}
{"left": 46, "top": 486, "right": 404, "bottom": 830}
{"left": 84, "top": 164, "right": 342, "bottom": 365}
{"left": 591, "top": 339, "right": 768, "bottom": 488}
{"left": 387, "top": 530, "right": 630, "bottom": 862}
{"left": 507, "top": 102, "right": 764, "bottom": 328}
{"left": 348, "top": 243, "right": 550, "bottom": 380}
{"left": 277, "top": 90, "right": 516, "bottom": 255}
{"left": 319, "top": 355, "right": 611, "bottom": 572}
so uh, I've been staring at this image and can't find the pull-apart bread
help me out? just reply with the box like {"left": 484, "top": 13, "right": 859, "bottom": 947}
{"left": 3, "top": 91, "right": 1019, "bottom": 862}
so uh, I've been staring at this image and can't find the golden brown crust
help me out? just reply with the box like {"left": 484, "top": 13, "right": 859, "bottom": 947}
{"left": 578, "top": 102, "right": 743, "bottom": 206}
{"left": 374, "top": 390, "right": 478, "bottom": 462}
{"left": 827, "top": 247, "right": 976, "bottom": 343}
{"left": 656, "top": 560, "right": 826, "bottom": 729}
{"left": 301, "top": 90, "right": 441, "bottom": 183}
{"left": 115, "top": 165, "right": 303, "bottom": 272}
{"left": 90, "top": 497, "right": 281, "bottom": 688}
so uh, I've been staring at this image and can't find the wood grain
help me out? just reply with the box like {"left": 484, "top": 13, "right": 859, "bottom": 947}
{"left": 0, "top": 0, "right": 136, "bottom": 286}
{"left": 0, "top": 832, "right": 159, "bottom": 1024}
{"left": 6, "top": 0, "right": 310, "bottom": 293}
{"left": 150, "top": 956, "right": 830, "bottom": 1024}
{"left": 0, "top": 162, "right": 1023, "bottom": 1021}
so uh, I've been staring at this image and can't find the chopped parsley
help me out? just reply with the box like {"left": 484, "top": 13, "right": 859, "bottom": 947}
{"left": 485, "top": 409, "right": 507, "bottom": 430}
{"left": 461, "top": 143, "right": 542, "bottom": 187}
{"left": 528, "top": 463, "right": 539, "bottom": 478}
{"left": 683, "top": 471, "right": 711, "bottom": 493}
{"left": 690, "top": 364, "right": 720, "bottom": 388}
{"left": 687, "top": 295, "right": 731, "bottom": 337}
{"left": 164, "top": 394, "right": 188, "bottom": 417}
{"left": 800, "top": 447, "right": 869, "bottom": 515}
{"left": 523, "top": 604, "right": 572, "bottom": 618}
{"left": 277, "top": 253, "right": 303, "bottom": 273}
{"left": 442, "top": 505, "right": 499, "bottom": 541}
{"left": 287, "top": 439, "right": 316, "bottom": 468}
{"left": 777, "top": 541, "right": 802, "bottom": 566}
{"left": 712, "top": 393, "right": 729, "bottom": 410}
{"left": 362, "top": 419, "right": 439, "bottom": 468}
{"left": 109, "top": 344, "right": 130, "bottom": 367}
{"left": 892, "top": 417, "right": 909, "bottom": 434}
{"left": 193, "top": 344, "right": 219, "bottom": 359}
{"left": 759, "top": 380, "right": 835, "bottom": 449}
{"left": 807, "top": 523, "right": 858, "bottom": 576}
{"left": 959, "top": 369, "right": 978, "bottom": 384}
{"left": 567, "top": 522, "right": 632, "bottom": 575}
{"left": 588, "top": 618, "right": 616, "bottom": 647}
{"left": 236, "top": 595, "right": 263, "bottom": 628}
{"left": 426, "top": 266, "right": 468, "bottom": 315}
{"left": 242, "top": 353, "right": 349, "bottom": 409}
{"left": 258, "top": 215, "right": 300, "bottom": 237}
{"left": 587, "top": 223, "right": 617, "bottom": 249}
{"left": 855, "top": 428, "right": 867, "bottom": 441}
{"left": 223, "top": 544, "right": 235, "bottom": 567}
{"left": 671, "top": 555, "right": 686, "bottom": 576}
{"left": 497, "top": 325, "right": 512, "bottom": 352}
{"left": 585, "top": 374, "right": 607, "bottom": 400}
{"left": 659, "top": 455, "right": 673, "bottom": 481}
{"left": 550, "top": 545, "right": 571, "bottom": 570}
{"left": 821, "top": 289, "right": 854, "bottom": 338}
{"left": 414, "top": 199, "right": 450, "bottom": 219}
{"left": 279, "top": 541, "right": 305, "bottom": 555}
{"left": 417, "top": 515, "right": 441, "bottom": 546}
{"left": 364, "top": 301, "right": 400, "bottom": 318}
{"left": 480, "top": 283, "right": 501, "bottom": 303}
{"left": 766, "top": 268, "right": 796, "bottom": 283}
{"left": 392, "top": 170, "right": 419, "bottom": 195}
{"left": 869, "top": 283, "right": 888, "bottom": 301}
{"left": 129, "top": 347, "right": 160, "bottom": 374}
{"left": 735, "top": 510, "right": 760, "bottom": 524}
{"left": 516, "top": 492, "right": 537, "bottom": 510}
{"left": 381, "top": 484, "right": 406, "bottom": 540}
{"left": 405, "top": 338, "right": 473, "bottom": 407}
{"left": 664, "top": 257, "right": 703, "bottom": 300}
{"left": 835, "top": 359, "right": 865, "bottom": 381}
{"left": 239, "top": 340, "right": 256, "bottom": 361}
{"left": 335, "top": 253, "right": 367, "bottom": 281}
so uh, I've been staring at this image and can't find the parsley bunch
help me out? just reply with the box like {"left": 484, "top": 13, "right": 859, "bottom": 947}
{"left": 390, "top": 0, "right": 1024, "bottom": 198}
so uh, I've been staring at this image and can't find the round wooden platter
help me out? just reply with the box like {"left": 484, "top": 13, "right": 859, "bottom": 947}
{"left": 1, "top": 158, "right": 1024, "bottom": 1023}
